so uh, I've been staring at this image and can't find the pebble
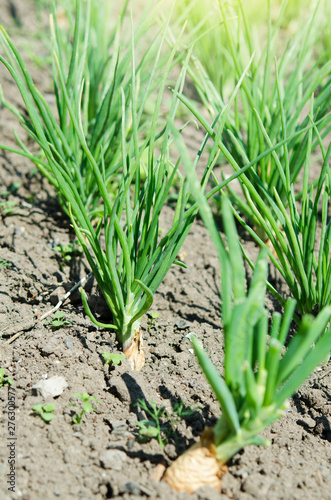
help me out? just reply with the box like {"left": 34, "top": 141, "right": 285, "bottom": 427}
{"left": 14, "top": 226, "right": 25, "bottom": 236}
{"left": 108, "top": 376, "right": 130, "bottom": 403}
{"left": 31, "top": 375, "right": 68, "bottom": 399}
{"left": 104, "top": 419, "right": 128, "bottom": 435}
{"left": 99, "top": 485, "right": 108, "bottom": 496}
{"left": 119, "top": 482, "right": 152, "bottom": 496}
{"left": 64, "top": 337, "right": 73, "bottom": 349}
{"left": 175, "top": 318, "right": 190, "bottom": 330}
{"left": 164, "top": 443, "right": 177, "bottom": 460}
{"left": 99, "top": 449, "right": 127, "bottom": 470}
{"left": 126, "top": 438, "right": 135, "bottom": 450}
{"left": 72, "top": 424, "right": 83, "bottom": 433}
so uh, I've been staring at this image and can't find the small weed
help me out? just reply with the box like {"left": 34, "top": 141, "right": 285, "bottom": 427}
{"left": 30, "top": 167, "right": 39, "bottom": 176}
{"left": 136, "top": 400, "right": 168, "bottom": 446}
{"left": 70, "top": 393, "right": 100, "bottom": 425}
{"left": 0, "top": 368, "right": 13, "bottom": 387}
{"left": 0, "top": 183, "right": 20, "bottom": 215}
{"left": 135, "top": 398, "right": 199, "bottom": 448}
{"left": 172, "top": 400, "right": 199, "bottom": 419}
{"left": 53, "top": 241, "right": 83, "bottom": 268}
{"left": 0, "top": 258, "right": 9, "bottom": 267}
{"left": 46, "top": 311, "right": 72, "bottom": 328}
{"left": 0, "top": 182, "right": 20, "bottom": 197}
{"left": 0, "top": 200, "right": 17, "bottom": 215}
{"left": 32, "top": 403, "right": 55, "bottom": 423}
{"left": 147, "top": 312, "right": 160, "bottom": 333}
{"left": 102, "top": 351, "right": 126, "bottom": 366}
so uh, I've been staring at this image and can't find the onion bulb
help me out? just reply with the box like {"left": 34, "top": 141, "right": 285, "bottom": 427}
{"left": 163, "top": 428, "right": 227, "bottom": 493}
{"left": 123, "top": 329, "right": 145, "bottom": 371}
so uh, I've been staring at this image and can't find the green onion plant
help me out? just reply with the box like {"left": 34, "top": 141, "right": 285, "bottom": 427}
{"left": 0, "top": 0, "right": 231, "bottom": 369}
{"left": 177, "top": 0, "right": 331, "bottom": 92}
{"left": 163, "top": 136, "right": 331, "bottom": 491}
{"left": 0, "top": 0, "right": 166, "bottom": 218}
{"left": 229, "top": 110, "right": 331, "bottom": 318}
{"left": 185, "top": 0, "right": 331, "bottom": 228}
{"left": 174, "top": 71, "right": 331, "bottom": 317}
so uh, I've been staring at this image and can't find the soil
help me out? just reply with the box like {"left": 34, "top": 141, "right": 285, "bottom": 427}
{"left": 0, "top": 2, "right": 330, "bottom": 500}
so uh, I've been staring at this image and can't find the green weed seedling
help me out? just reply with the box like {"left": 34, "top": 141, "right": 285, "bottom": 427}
{"left": 0, "top": 182, "right": 20, "bottom": 197}
{"left": 147, "top": 312, "right": 160, "bottom": 333}
{"left": 171, "top": 400, "right": 199, "bottom": 420}
{"left": 32, "top": 403, "right": 55, "bottom": 423}
{"left": 0, "top": 258, "right": 9, "bottom": 267}
{"left": 0, "top": 183, "right": 20, "bottom": 215}
{"left": 53, "top": 241, "right": 83, "bottom": 268}
{"left": 135, "top": 398, "right": 198, "bottom": 448}
{"left": 0, "top": 200, "right": 17, "bottom": 215}
{"left": 102, "top": 351, "right": 126, "bottom": 367}
{"left": 46, "top": 311, "right": 72, "bottom": 328}
{"left": 136, "top": 400, "right": 168, "bottom": 446}
{"left": 0, "top": 368, "right": 13, "bottom": 387}
{"left": 71, "top": 393, "right": 100, "bottom": 425}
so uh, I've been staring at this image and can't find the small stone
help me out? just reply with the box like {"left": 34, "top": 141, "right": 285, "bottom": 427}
{"left": 31, "top": 375, "right": 68, "bottom": 398}
{"left": 99, "top": 485, "right": 108, "bottom": 496}
{"left": 108, "top": 376, "right": 130, "bottom": 403}
{"left": 14, "top": 227, "right": 25, "bottom": 236}
{"left": 104, "top": 419, "right": 128, "bottom": 435}
{"left": 13, "top": 353, "right": 20, "bottom": 362}
{"left": 164, "top": 444, "right": 177, "bottom": 460}
{"left": 64, "top": 337, "right": 73, "bottom": 349}
{"left": 126, "top": 438, "right": 135, "bottom": 450}
{"left": 72, "top": 425, "right": 83, "bottom": 433}
{"left": 99, "top": 449, "right": 127, "bottom": 470}
{"left": 120, "top": 482, "right": 152, "bottom": 496}
{"left": 175, "top": 318, "right": 190, "bottom": 330}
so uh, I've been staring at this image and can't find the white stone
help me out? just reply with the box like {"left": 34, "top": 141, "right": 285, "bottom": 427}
{"left": 99, "top": 449, "right": 127, "bottom": 470}
{"left": 32, "top": 375, "right": 68, "bottom": 398}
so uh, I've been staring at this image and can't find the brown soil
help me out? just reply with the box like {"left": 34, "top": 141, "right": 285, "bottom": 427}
{"left": 0, "top": 2, "right": 330, "bottom": 500}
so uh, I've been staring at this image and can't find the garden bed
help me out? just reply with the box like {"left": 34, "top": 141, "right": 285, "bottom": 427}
{"left": 0, "top": 1, "right": 330, "bottom": 499}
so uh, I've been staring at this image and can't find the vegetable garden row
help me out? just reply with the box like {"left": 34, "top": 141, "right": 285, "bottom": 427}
{"left": 1, "top": 0, "right": 330, "bottom": 495}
